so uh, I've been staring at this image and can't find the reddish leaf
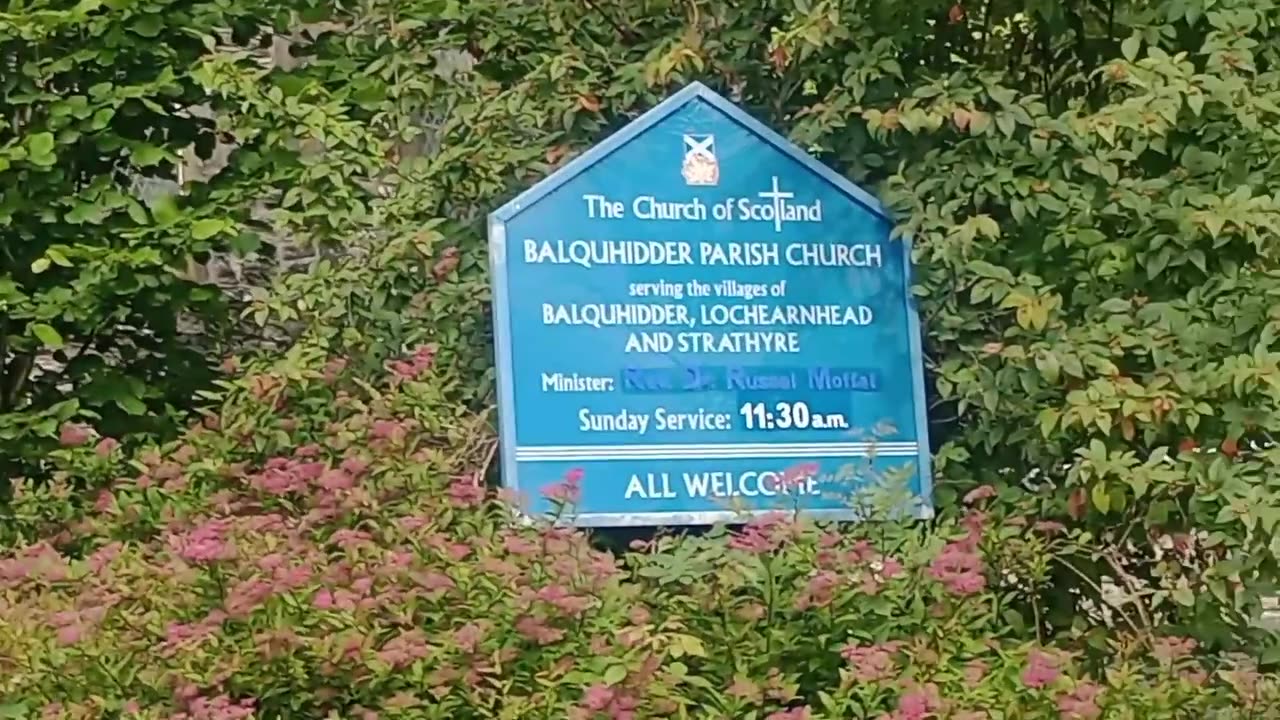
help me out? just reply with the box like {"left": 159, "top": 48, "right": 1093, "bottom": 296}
{"left": 1120, "top": 416, "right": 1135, "bottom": 441}
{"left": 948, "top": 3, "right": 966, "bottom": 23}
{"left": 1221, "top": 438, "right": 1239, "bottom": 457}
{"left": 433, "top": 248, "right": 460, "bottom": 281}
{"left": 1067, "top": 488, "right": 1088, "bottom": 520}
{"left": 770, "top": 45, "right": 789, "bottom": 72}
{"left": 578, "top": 94, "right": 602, "bottom": 112}
{"left": 1178, "top": 438, "right": 1198, "bottom": 454}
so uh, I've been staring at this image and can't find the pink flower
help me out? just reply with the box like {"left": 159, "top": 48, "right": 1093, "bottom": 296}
{"left": 448, "top": 477, "right": 486, "bottom": 507}
{"left": 729, "top": 511, "right": 792, "bottom": 553}
{"left": 1057, "top": 682, "right": 1102, "bottom": 719}
{"left": 778, "top": 462, "right": 820, "bottom": 489}
{"left": 256, "top": 553, "right": 285, "bottom": 571}
{"left": 318, "top": 469, "right": 354, "bottom": 491}
{"left": 1022, "top": 650, "right": 1061, "bottom": 689}
{"left": 377, "top": 629, "right": 431, "bottom": 669}
{"left": 370, "top": 419, "right": 406, "bottom": 442}
{"left": 893, "top": 684, "right": 942, "bottom": 720}
{"left": 272, "top": 562, "right": 312, "bottom": 589}
{"left": 87, "top": 542, "right": 122, "bottom": 573}
{"left": 340, "top": 456, "right": 370, "bottom": 476}
{"left": 94, "top": 437, "right": 120, "bottom": 457}
{"left": 581, "top": 685, "right": 615, "bottom": 711}
{"left": 251, "top": 466, "right": 305, "bottom": 495}
{"left": 313, "top": 589, "right": 335, "bottom": 609}
{"left": 414, "top": 571, "right": 455, "bottom": 593}
{"left": 453, "top": 622, "right": 485, "bottom": 653}
{"left": 515, "top": 616, "right": 565, "bottom": 645}
{"left": 840, "top": 641, "right": 901, "bottom": 683}
{"left": 59, "top": 422, "right": 93, "bottom": 447}
{"left": 928, "top": 542, "right": 986, "bottom": 596}
{"left": 795, "top": 570, "right": 840, "bottom": 610}
{"left": 56, "top": 624, "right": 84, "bottom": 646}
{"left": 503, "top": 535, "right": 538, "bottom": 556}
{"left": 168, "top": 519, "right": 233, "bottom": 563}
{"left": 224, "top": 577, "right": 274, "bottom": 617}
{"left": 542, "top": 468, "right": 583, "bottom": 505}
{"left": 94, "top": 490, "right": 117, "bottom": 513}
{"left": 330, "top": 529, "right": 373, "bottom": 548}
{"left": 963, "top": 485, "right": 997, "bottom": 504}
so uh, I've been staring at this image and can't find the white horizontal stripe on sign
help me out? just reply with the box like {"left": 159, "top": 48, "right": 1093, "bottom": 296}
{"left": 514, "top": 442, "right": 919, "bottom": 462}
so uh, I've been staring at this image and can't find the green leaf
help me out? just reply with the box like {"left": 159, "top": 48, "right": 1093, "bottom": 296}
{"left": 1091, "top": 482, "right": 1111, "bottom": 513}
{"left": 1145, "top": 248, "right": 1171, "bottom": 280}
{"left": 115, "top": 396, "right": 147, "bottom": 415}
{"left": 974, "top": 215, "right": 1001, "bottom": 239}
{"left": 151, "top": 195, "right": 181, "bottom": 225}
{"left": 1035, "top": 352, "right": 1061, "bottom": 384}
{"left": 31, "top": 323, "right": 64, "bottom": 349}
{"left": 191, "top": 218, "right": 227, "bottom": 240}
{"left": 27, "top": 132, "right": 56, "bottom": 165}
{"left": 1098, "top": 298, "right": 1130, "bottom": 313}
{"left": 1121, "top": 34, "right": 1141, "bottom": 61}
{"left": 603, "top": 664, "right": 627, "bottom": 685}
{"left": 1038, "top": 407, "right": 1060, "bottom": 438}
{"left": 967, "top": 259, "right": 1010, "bottom": 280}
{"left": 126, "top": 200, "right": 150, "bottom": 224}
{"left": 31, "top": 257, "right": 51, "bottom": 274}
{"left": 0, "top": 703, "right": 29, "bottom": 719}
{"left": 230, "top": 231, "right": 263, "bottom": 255}
{"left": 133, "top": 14, "right": 163, "bottom": 37}
{"left": 90, "top": 107, "right": 115, "bottom": 130}
{"left": 1204, "top": 214, "right": 1225, "bottom": 239}
{"left": 131, "top": 143, "right": 166, "bottom": 167}
{"left": 677, "top": 634, "right": 707, "bottom": 657}
{"left": 1188, "top": 249, "right": 1207, "bottom": 273}
{"left": 1188, "top": 92, "right": 1204, "bottom": 116}
{"left": 995, "top": 112, "right": 1016, "bottom": 137}
{"left": 27, "top": 132, "right": 55, "bottom": 156}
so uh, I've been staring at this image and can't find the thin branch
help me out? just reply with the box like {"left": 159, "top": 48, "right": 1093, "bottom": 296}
{"left": 1103, "top": 551, "right": 1154, "bottom": 637}
{"left": 580, "top": 0, "right": 637, "bottom": 43}
{"left": 1053, "top": 555, "right": 1144, "bottom": 637}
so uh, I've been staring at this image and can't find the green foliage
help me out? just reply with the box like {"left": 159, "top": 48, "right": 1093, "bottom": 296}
{"left": 3, "top": 0, "right": 1280, "bottom": 705}
{"left": 223, "top": 0, "right": 1280, "bottom": 654}
{"left": 2, "top": 350, "right": 1277, "bottom": 719}
{"left": 0, "top": 1, "right": 388, "bottom": 486}
{"left": 0, "top": 1, "right": 252, "bottom": 480}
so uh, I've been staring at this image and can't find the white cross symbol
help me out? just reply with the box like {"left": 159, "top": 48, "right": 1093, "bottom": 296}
{"left": 757, "top": 175, "right": 793, "bottom": 233}
{"left": 683, "top": 134, "right": 714, "bottom": 156}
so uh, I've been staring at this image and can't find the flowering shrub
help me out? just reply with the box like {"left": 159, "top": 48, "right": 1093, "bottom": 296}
{"left": 1, "top": 348, "right": 1277, "bottom": 719}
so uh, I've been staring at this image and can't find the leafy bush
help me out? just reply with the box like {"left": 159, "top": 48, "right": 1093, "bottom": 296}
{"left": 2, "top": 351, "right": 1277, "bottom": 718}
{"left": 218, "top": 0, "right": 1280, "bottom": 656}
{"left": 0, "top": 0, "right": 386, "bottom": 489}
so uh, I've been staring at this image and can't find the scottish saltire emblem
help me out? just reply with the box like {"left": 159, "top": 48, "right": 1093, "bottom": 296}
{"left": 681, "top": 134, "right": 719, "bottom": 186}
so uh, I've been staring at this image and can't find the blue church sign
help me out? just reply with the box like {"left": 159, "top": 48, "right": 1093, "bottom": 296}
{"left": 488, "top": 82, "right": 932, "bottom": 527}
